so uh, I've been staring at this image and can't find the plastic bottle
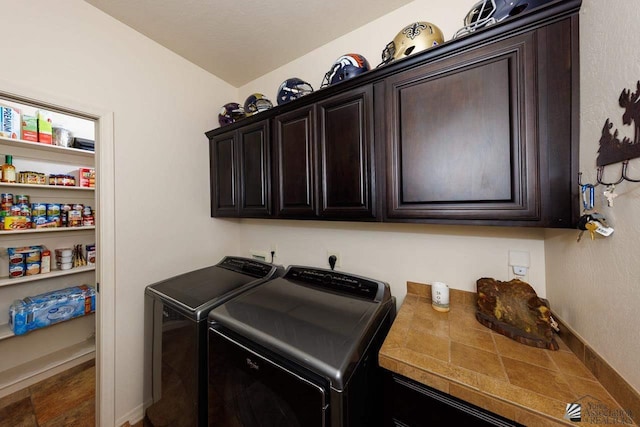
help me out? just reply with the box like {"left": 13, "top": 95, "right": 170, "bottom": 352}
{"left": 1, "top": 155, "right": 16, "bottom": 183}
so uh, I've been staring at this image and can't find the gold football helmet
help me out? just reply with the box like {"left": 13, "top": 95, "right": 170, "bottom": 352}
{"left": 379, "top": 21, "right": 444, "bottom": 67}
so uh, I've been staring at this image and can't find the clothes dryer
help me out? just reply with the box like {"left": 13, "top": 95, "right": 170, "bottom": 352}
{"left": 145, "top": 256, "right": 283, "bottom": 426}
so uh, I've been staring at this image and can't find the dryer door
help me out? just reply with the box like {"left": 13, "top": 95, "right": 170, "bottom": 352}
{"left": 209, "top": 328, "right": 328, "bottom": 427}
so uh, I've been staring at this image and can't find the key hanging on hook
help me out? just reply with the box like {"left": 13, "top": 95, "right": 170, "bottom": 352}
{"left": 581, "top": 184, "right": 595, "bottom": 211}
{"left": 603, "top": 184, "right": 619, "bottom": 207}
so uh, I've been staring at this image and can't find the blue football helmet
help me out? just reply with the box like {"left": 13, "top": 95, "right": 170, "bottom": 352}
{"left": 277, "top": 78, "right": 314, "bottom": 105}
{"left": 453, "top": 0, "right": 556, "bottom": 39}
{"left": 321, "top": 54, "right": 370, "bottom": 88}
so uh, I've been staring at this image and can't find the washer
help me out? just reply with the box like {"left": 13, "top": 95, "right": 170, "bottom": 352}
{"left": 144, "top": 256, "right": 283, "bottom": 427}
{"left": 208, "top": 265, "right": 396, "bottom": 427}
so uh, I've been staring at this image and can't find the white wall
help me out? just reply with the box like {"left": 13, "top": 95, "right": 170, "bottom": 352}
{"left": 1, "top": 0, "right": 240, "bottom": 422}
{"left": 239, "top": 0, "right": 471, "bottom": 106}
{"left": 239, "top": 219, "right": 546, "bottom": 304}
{"left": 545, "top": 0, "right": 640, "bottom": 394}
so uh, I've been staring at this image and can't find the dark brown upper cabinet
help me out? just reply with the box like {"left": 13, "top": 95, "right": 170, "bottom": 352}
{"left": 316, "top": 85, "right": 376, "bottom": 219}
{"left": 273, "top": 105, "right": 316, "bottom": 218}
{"left": 272, "top": 86, "right": 377, "bottom": 220}
{"left": 208, "top": 119, "right": 271, "bottom": 217}
{"left": 382, "top": 16, "right": 578, "bottom": 227}
{"left": 206, "top": 1, "right": 580, "bottom": 227}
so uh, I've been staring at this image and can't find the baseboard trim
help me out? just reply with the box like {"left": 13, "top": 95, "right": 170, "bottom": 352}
{"left": 116, "top": 398, "right": 152, "bottom": 427}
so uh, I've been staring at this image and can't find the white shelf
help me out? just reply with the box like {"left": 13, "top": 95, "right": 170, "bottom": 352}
{"left": 0, "top": 265, "right": 95, "bottom": 288}
{"left": 0, "top": 182, "right": 94, "bottom": 192}
{"left": 0, "top": 136, "right": 94, "bottom": 167}
{"left": 0, "top": 225, "right": 95, "bottom": 235}
{"left": 0, "top": 335, "right": 95, "bottom": 397}
{"left": 0, "top": 324, "right": 13, "bottom": 340}
{"left": 0, "top": 136, "right": 93, "bottom": 158}
{"left": 0, "top": 312, "right": 95, "bottom": 343}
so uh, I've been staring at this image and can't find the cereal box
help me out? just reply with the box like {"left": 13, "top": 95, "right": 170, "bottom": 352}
{"left": 37, "top": 110, "right": 53, "bottom": 144}
{"left": 0, "top": 105, "right": 21, "bottom": 139}
{"left": 21, "top": 115, "right": 38, "bottom": 142}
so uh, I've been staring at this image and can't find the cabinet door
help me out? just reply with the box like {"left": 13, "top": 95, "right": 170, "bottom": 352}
{"left": 384, "top": 371, "right": 523, "bottom": 426}
{"left": 317, "top": 86, "right": 376, "bottom": 219}
{"left": 210, "top": 130, "right": 238, "bottom": 217}
{"left": 384, "top": 32, "right": 540, "bottom": 224}
{"left": 274, "top": 105, "right": 316, "bottom": 217}
{"left": 238, "top": 121, "right": 271, "bottom": 217}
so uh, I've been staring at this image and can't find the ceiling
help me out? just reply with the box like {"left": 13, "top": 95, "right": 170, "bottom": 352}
{"left": 84, "top": 0, "right": 415, "bottom": 87}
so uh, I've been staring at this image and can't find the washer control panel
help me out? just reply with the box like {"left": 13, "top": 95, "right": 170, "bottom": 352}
{"left": 285, "top": 266, "right": 381, "bottom": 301}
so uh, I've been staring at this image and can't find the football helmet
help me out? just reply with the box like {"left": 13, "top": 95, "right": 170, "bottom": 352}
{"left": 244, "top": 93, "right": 273, "bottom": 116}
{"left": 379, "top": 22, "right": 444, "bottom": 67}
{"left": 321, "top": 54, "right": 370, "bottom": 88}
{"left": 277, "top": 78, "right": 314, "bottom": 105}
{"left": 218, "top": 102, "right": 245, "bottom": 127}
{"left": 453, "top": 0, "right": 555, "bottom": 39}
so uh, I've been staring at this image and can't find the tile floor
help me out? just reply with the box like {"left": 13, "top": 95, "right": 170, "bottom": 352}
{"left": 0, "top": 359, "right": 143, "bottom": 427}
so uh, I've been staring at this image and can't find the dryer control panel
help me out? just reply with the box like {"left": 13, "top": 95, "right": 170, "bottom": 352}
{"left": 285, "top": 266, "right": 383, "bottom": 301}
{"left": 219, "top": 256, "right": 278, "bottom": 278}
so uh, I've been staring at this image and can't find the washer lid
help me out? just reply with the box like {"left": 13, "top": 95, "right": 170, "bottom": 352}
{"left": 208, "top": 268, "right": 393, "bottom": 389}
{"left": 145, "top": 257, "right": 280, "bottom": 320}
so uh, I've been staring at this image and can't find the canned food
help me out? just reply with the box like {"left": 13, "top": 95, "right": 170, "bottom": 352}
{"left": 32, "top": 216, "right": 48, "bottom": 227}
{"left": 1, "top": 193, "right": 13, "bottom": 205}
{"left": 9, "top": 252, "right": 24, "bottom": 264}
{"left": 18, "top": 204, "right": 31, "bottom": 217}
{"left": 10, "top": 205, "right": 21, "bottom": 216}
{"left": 46, "top": 203, "right": 61, "bottom": 217}
{"left": 82, "top": 215, "right": 94, "bottom": 226}
{"left": 9, "top": 264, "right": 25, "bottom": 278}
{"left": 31, "top": 203, "right": 47, "bottom": 217}
{"left": 15, "top": 195, "right": 29, "bottom": 205}
{"left": 59, "top": 262, "right": 72, "bottom": 270}
{"left": 24, "top": 249, "right": 41, "bottom": 263}
{"left": 46, "top": 216, "right": 61, "bottom": 227}
{"left": 55, "top": 248, "right": 73, "bottom": 258}
{"left": 68, "top": 210, "right": 82, "bottom": 227}
{"left": 25, "top": 262, "right": 40, "bottom": 275}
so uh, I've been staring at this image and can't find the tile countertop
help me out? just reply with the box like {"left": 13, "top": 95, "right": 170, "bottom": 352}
{"left": 379, "top": 282, "right": 636, "bottom": 427}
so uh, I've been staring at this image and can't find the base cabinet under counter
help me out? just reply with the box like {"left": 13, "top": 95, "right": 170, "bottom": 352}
{"left": 383, "top": 371, "right": 523, "bottom": 427}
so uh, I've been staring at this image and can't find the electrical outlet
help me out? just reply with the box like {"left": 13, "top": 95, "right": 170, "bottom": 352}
{"left": 327, "top": 250, "right": 341, "bottom": 268}
{"left": 508, "top": 250, "right": 530, "bottom": 282}
{"left": 250, "top": 250, "right": 268, "bottom": 262}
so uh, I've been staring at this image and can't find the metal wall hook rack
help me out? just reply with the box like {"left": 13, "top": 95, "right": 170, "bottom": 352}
{"left": 579, "top": 159, "right": 640, "bottom": 187}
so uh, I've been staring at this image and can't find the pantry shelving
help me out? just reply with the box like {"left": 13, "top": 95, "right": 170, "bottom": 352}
{"left": 0, "top": 264, "right": 96, "bottom": 288}
{"left": 0, "top": 225, "right": 95, "bottom": 235}
{"left": 0, "top": 97, "right": 97, "bottom": 398}
{"left": 0, "top": 135, "right": 93, "bottom": 164}
{"left": 0, "top": 182, "right": 94, "bottom": 191}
